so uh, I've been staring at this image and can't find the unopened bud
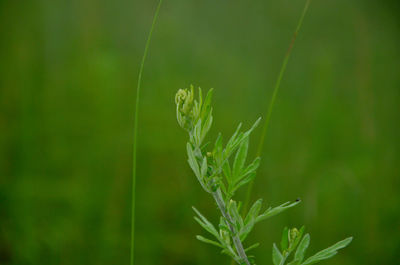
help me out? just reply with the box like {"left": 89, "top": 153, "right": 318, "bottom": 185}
{"left": 175, "top": 86, "right": 196, "bottom": 130}
{"left": 289, "top": 228, "right": 299, "bottom": 243}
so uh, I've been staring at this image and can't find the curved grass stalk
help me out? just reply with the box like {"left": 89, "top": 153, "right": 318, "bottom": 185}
{"left": 131, "top": 1, "right": 163, "bottom": 265}
{"left": 242, "top": 0, "right": 311, "bottom": 215}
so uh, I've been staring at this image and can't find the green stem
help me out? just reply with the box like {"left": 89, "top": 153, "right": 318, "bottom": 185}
{"left": 242, "top": 0, "right": 312, "bottom": 223}
{"left": 130, "top": 1, "right": 163, "bottom": 265}
{"left": 213, "top": 189, "right": 251, "bottom": 265}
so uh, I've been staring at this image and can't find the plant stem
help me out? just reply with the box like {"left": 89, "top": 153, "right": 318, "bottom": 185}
{"left": 130, "top": 1, "right": 163, "bottom": 265}
{"left": 242, "top": 0, "right": 311, "bottom": 214}
{"left": 213, "top": 189, "right": 251, "bottom": 265}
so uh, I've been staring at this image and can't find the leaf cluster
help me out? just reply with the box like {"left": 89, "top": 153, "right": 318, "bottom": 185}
{"left": 272, "top": 227, "right": 353, "bottom": 265}
{"left": 175, "top": 87, "right": 352, "bottom": 265}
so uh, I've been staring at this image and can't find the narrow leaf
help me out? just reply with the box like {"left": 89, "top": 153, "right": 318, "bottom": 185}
{"left": 198, "top": 87, "right": 203, "bottom": 109}
{"left": 232, "top": 137, "right": 249, "bottom": 180}
{"left": 318, "top": 237, "right": 353, "bottom": 254}
{"left": 200, "top": 88, "right": 213, "bottom": 120}
{"left": 295, "top": 234, "right": 310, "bottom": 262}
{"left": 272, "top": 243, "right": 283, "bottom": 265}
{"left": 234, "top": 172, "right": 257, "bottom": 192}
{"left": 256, "top": 200, "right": 301, "bottom": 222}
{"left": 193, "top": 119, "right": 202, "bottom": 146}
{"left": 242, "top": 117, "right": 261, "bottom": 139}
{"left": 186, "top": 143, "right": 200, "bottom": 177}
{"left": 225, "top": 123, "right": 242, "bottom": 156}
{"left": 201, "top": 157, "right": 207, "bottom": 178}
{"left": 281, "top": 227, "right": 289, "bottom": 251}
{"left": 196, "top": 235, "right": 223, "bottom": 248}
{"left": 192, "top": 207, "right": 219, "bottom": 238}
{"left": 228, "top": 200, "right": 243, "bottom": 229}
{"left": 222, "top": 160, "right": 232, "bottom": 184}
{"left": 239, "top": 199, "right": 262, "bottom": 242}
{"left": 244, "top": 199, "right": 263, "bottom": 225}
{"left": 237, "top": 157, "right": 260, "bottom": 182}
{"left": 186, "top": 143, "right": 209, "bottom": 192}
{"left": 213, "top": 133, "right": 223, "bottom": 164}
{"left": 244, "top": 242, "right": 260, "bottom": 252}
{"left": 302, "top": 237, "right": 353, "bottom": 265}
{"left": 201, "top": 111, "right": 213, "bottom": 142}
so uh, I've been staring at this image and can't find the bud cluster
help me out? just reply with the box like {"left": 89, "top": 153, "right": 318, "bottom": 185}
{"left": 175, "top": 87, "right": 195, "bottom": 131}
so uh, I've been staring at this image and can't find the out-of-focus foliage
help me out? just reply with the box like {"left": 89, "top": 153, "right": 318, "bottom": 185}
{"left": 0, "top": 0, "right": 399, "bottom": 265}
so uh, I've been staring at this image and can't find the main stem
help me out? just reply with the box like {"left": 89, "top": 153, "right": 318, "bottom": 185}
{"left": 213, "top": 189, "right": 251, "bottom": 265}
{"left": 131, "top": 1, "right": 163, "bottom": 265}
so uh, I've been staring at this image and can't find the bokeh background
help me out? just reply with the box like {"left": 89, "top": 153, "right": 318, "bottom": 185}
{"left": 1, "top": 0, "right": 399, "bottom": 264}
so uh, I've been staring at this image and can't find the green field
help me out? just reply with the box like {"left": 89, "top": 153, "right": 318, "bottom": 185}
{"left": 0, "top": 0, "right": 399, "bottom": 264}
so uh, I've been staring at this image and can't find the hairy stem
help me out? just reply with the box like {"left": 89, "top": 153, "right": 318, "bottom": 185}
{"left": 242, "top": 0, "right": 311, "bottom": 214}
{"left": 131, "top": 1, "right": 163, "bottom": 265}
{"left": 213, "top": 189, "right": 251, "bottom": 265}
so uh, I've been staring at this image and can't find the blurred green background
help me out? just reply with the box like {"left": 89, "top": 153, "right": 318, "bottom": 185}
{"left": 1, "top": 0, "right": 399, "bottom": 264}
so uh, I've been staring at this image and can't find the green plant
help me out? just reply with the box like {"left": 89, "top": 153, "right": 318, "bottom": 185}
{"left": 131, "top": 1, "right": 163, "bottom": 265}
{"left": 175, "top": 87, "right": 352, "bottom": 265}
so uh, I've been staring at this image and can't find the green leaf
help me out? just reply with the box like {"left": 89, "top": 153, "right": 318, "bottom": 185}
{"left": 256, "top": 200, "right": 301, "bottom": 223}
{"left": 302, "top": 237, "right": 353, "bottom": 265}
{"left": 225, "top": 123, "right": 242, "bottom": 157}
{"left": 219, "top": 217, "right": 229, "bottom": 232}
{"left": 219, "top": 179, "right": 227, "bottom": 195}
{"left": 281, "top": 227, "right": 289, "bottom": 251}
{"left": 187, "top": 143, "right": 208, "bottom": 191}
{"left": 201, "top": 157, "right": 208, "bottom": 178}
{"left": 196, "top": 235, "right": 223, "bottom": 248}
{"left": 200, "top": 141, "right": 210, "bottom": 152}
{"left": 213, "top": 133, "right": 223, "bottom": 164}
{"left": 233, "top": 156, "right": 260, "bottom": 191}
{"left": 236, "top": 157, "right": 260, "bottom": 184}
{"left": 197, "top": 87, "right": 203, "bottom": 109}
{"left": 302, "top": 252, "right": 336, "bottom": 265}
{"left": 272, "top": 243, "right": 283, "bottom": 265}
{"left": 193, "top": 119, "right": 202, "bottom": 146}
{"left": 201, "top": 110, "right": 213, "bottom": 143}
{"left": 239, "top": 199, "right": 262, "bottom": 241}
{"left": 186, "top": 143, "right": 199, "bottom": 176}
{"left": 232, "top": 137, "right": 249, "bottom": 180}
{"left": 295, "top": 234, "right": 310, "bottom": 262}
{"left": 244, "top": 199, "right": 263, "bottom": 225}
{"left": 319, "top": 237, "right": 353, "bottom": 254}
{"left": 224, "top": 118, "right": 261, "bottom": 161}
{"left": 244, "top": 242, "right": 260, "bottom": 252}
{"left": 222, "top": 160, "right": 232, "bottom": 184}
{"left": 192, "top": 207, "right": 219, "bottom": 238}
{"left": 234, "top": 172, "right": 257, "bottom": 192}
{"left": 242, "top": 117, "right": 261, "bottom": 139}
{"left": 200, "top": 88, "right": 213, "bottom": 120}
{"left": 228, "top": 200, "right": 243, "bottom": 230}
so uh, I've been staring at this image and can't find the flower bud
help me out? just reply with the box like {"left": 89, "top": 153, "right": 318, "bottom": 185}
{"left": 289, "top": 228, "right": 299, "bottom": 243}
{"left": 175, "top": 87, "right": 195, "bottom": 130}
{"left": 175, "top": 87, "right": 194, "bottom": 115}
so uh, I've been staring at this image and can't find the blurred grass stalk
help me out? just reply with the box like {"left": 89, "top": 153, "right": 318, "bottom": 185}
{"left": 242, "top": 0, "right": 312, "bottom": 218}
{"left": 131, "top": 1, "right": 163, "bottom": 265}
